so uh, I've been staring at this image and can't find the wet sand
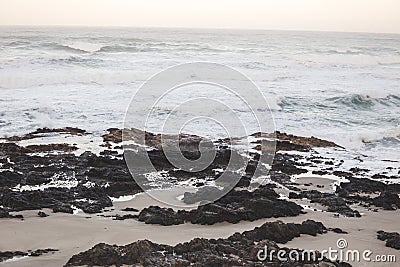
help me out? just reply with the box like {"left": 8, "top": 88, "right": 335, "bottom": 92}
{"left": 1, "top": 190, "right": 399, "bottom": 267}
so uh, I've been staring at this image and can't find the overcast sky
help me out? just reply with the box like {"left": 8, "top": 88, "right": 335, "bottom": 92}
{"left": 0, "top": 0, "right": 399, "bottom": 34}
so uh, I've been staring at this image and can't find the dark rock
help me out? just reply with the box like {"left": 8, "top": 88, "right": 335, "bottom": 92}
{"left": 235, "top": 176, "right": 251, "bottom": 187}
{"left": 272, "top": 153, "right": 308, "bottom": 175}
{"left": 338, "top": 177, "right": 399, "bottom": 195}
{"left": 312, "top": 170, "right": 329, "bottom": 175}
{"left": 140, "top": 185, "right": 303, "bottom": 226}
{"left": 289, "top": 190, "right": 361, "bottom": 217}
{"left": 121, "top": 207, "right": 139, "bottom": 212}
{"left": 65, "top": 220, "right": 338, "bottom": 267}
{"left": 7, "top": 127, "right": 86, "bottom": 141}
{"left": 138, "top": 206, "right": 184, "bottom": 226}
{"left": 349, "top": 167, "right": 369, "bottom": 174}
{"left": 24, "top": 143, "right": 78, "bottom": 153}
{"left": 1, "top": 184, "right": 112, "bottom": 214}
{"left": 52, "top": 205, "right": 73, "bottom": 214}
{"left": 371, "top": 173, "right": 395, "bottom": 179}
{"left": 0, "top": 248, "right": 58, "bottom": 262}
{"left": 0, "top": 171, "right": 23, "bottom": 188}
{"left": 28, "top": 248, "right": 58, "bottom": 257}
{"left": 99, "top": 150, "right": 119, "bottom": 156}
{"left": 386, "top": 236, "right": 400, "bottom": 250}
{"left": 0, "top": 251, "right": 27, "bottom": 262}
{"left": 276, "top": 140, "right": 310, "bottom": 152}
{"left": 273, "top": 131, "right": 342, "bottom": 148}
{"left": 0, "top": 207, "right": 23, "bottom": 219}
{"left": 377, "top": 231, "right": 400, "bottom": 250}
{"left": 337, "top": 178, "right": 400, "bottom": 211}
{"left": 238, "top": 220, "right": 327, "bottom": 244}
{"left": 330, "top": 228, "right": 348, "bottom": 234}
{"left": 0, "top": 207, "right": 10, "bottom": 218}
{"left": 0, "top": 128, "right": 348, "bottom": 216}
{"left": 38, "top": 211, "right": 48, "bottom": 217}
{"left": 102, "top": 128, "right": 123, "bottom": 143}
{"left": 80, "top": 204, "right": 103, "bottom": 214}
{"left": 372, "top": 192, "right": 400, "bottom": 210}
{"left": 0, "top": 135, "right": 135, "bottom": 213}
{"left": 65, "top": 240, "right": 166, "bottom": 267}
{"left": 182, "top": 186, "right": 223, "bottom": 204}
{"left": 332, "top": 171, "right": 353, "bottom": 178}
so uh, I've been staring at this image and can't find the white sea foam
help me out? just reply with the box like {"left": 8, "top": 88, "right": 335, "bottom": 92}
{"left": 2, "top": 256, "right": 29, "bottom": 264}
{"left": 67, "top": 42, "right": 104, "bottom": 53}
{"left": 13, "top": 173, "right": 78, "bottom": 191}
{"left": 110, "top": 194, "right": 141, "bottom": 202}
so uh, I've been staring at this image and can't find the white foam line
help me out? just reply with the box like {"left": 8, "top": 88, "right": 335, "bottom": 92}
{"left": 71, "top": 205, "right": 84, "bottom": 215}
{"left": 17, "top": 133, "right": 107, "bottom": 156}
{"left": 2, "top": 256, "right": 29, "bottom": 264}
{"left": 300, "top": 204, "right": 323, "bottom": 212}
{"left": 12, "top": 173, "right": 78, "bottom": 192}
{"left": 278, "top": 193, "right": 289, "bottom": 200}
{"left": 110, "top": 194, "right": 142, "bottom": 202}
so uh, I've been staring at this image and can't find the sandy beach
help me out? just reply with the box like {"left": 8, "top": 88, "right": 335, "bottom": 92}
{"left": 1, "top": 190, "right": 399, "bottom": 267}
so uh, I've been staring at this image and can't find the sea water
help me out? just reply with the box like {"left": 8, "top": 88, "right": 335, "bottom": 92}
{"left": 0, "top": 26, "right": 399, "bottom": 162}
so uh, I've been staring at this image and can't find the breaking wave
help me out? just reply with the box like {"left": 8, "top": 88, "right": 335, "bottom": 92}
{"left": 326, "top": 94, "right": 400, "bottom": 109}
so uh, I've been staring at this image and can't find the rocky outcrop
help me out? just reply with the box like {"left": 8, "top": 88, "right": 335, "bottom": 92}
{"left": 289, "top": 190, "right": 361, "bottom": 217}
{"left": 377, "top": 231, "right": 400, "bottom": 250}
{"left": 338, "top": 177, "right": 399, "bottom": 195}
{"left": 65, "top": 220, "right": 348, "bottom": 267}
{"left": 121, "top": 207, "right": 139, "bottom": 212}
{"left": 251, "top": 131, "right": 342, "bottom": 153}
{"left": 0, "top": 207, "right": 10, "bottom": 218}
{"left": 337, "top": 178, "right": 400, "bottom": 210}
{"left": 138, "top": 206, "right": 184, "bottom": 225}
{"left": 235, "top": 219, "right": 327, "bottom": 244}
{"left": 1, "top": 184, "right": 112, "bottom": 213}
{"left": 271, "top": 153, "right": 308, "bottom": 175}
{"left": 38, "top": 211, "right": 48, "bottom": 217}
{"left": 1, "top": 127, "right": 398, "bottom": 220}
{"left": 0, "top": 248, "right": 58, "bottom": 263}
{"left": 0, "top": 132, "right": 140, "bottom": 213}
{"left": 0, "top": 207, "right": 23, "bottom": 219}
{"left": 24, "top": 143, "right": 78, "bottom": 153}
{"left": 182, "top": 186, "right": 223, "bottom": 204}
{"left": 329, "top": 228, "right": 348, "bottom": 234}
{"left": 52, "top": 205, "right": 74, "bottom": 214}
{"left": 7, "top": 127, "right": 86, "bottom": 142}
{"left": 371, "top": 192, "right": 400, "bottom": 210}
{"left": 274, "top": 131, "right": 342, "bottom": 149}
{"left": 139, "top": 185, "right": 304, "bottom": 225}
{"left": 101, "top": 128, "right": 123, "bottom": 143}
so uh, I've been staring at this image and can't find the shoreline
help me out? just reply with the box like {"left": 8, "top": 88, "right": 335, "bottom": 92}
{"left": 0, "top": 127, "right": 399, "bottom": 266}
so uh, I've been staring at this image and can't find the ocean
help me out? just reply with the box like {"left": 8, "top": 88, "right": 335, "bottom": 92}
{"left": 0, "top": 26, "right": 399, "bottom": 162}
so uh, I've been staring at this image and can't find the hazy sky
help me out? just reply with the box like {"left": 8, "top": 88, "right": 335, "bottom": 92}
{"left": 1, "top": 0, "right": 399, "bottom": 33}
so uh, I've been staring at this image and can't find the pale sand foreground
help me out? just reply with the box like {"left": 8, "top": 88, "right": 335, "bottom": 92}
{"left": 0, "top": 191, "right": 399, "bottom": 267}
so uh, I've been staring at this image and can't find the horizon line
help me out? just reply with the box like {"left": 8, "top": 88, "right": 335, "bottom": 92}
{"left": 1, "top": 24, "right": 400, "bottom": 36}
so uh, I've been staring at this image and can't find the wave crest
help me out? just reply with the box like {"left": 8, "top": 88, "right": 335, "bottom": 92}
{"left": 327, "top": 94, "right": 400, "bottom": 109}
